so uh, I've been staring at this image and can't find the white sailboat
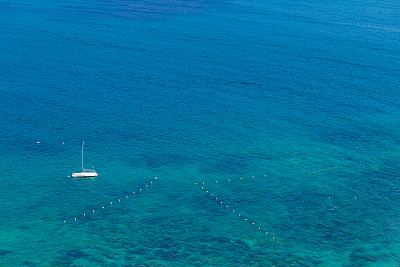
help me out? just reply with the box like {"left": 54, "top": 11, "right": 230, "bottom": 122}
{"left": 72, "top": 141, "right": 99, "bottom": 178}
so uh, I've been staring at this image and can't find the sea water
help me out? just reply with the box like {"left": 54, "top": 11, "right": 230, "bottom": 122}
{"left": 1, "top": 0, "right": 399, "bottom": 265}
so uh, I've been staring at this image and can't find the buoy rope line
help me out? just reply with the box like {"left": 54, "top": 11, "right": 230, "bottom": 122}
{"left": 195, "top": 181, "right": 278, "bottom": 243}
{"left": 306, "top": 152, "right": 399, "bottom": 175}
{"left": 195, "top": 173, "right": 362, "bottom": 243}
{"left": 199, "top": 153, "right": 396, "bottom": 187}
{"left": 202, "top": 174, "right": 359, "bottom": 203}
{"left": 348, "top": 153, "right": 398, "bottom": 162}
{"left": 307, "top": 166, "right": 338, "bottom": 175}
{"left": 64, "top": 177, "right": 158, "bottom": 223}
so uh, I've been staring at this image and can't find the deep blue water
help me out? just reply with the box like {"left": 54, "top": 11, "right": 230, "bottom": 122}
{"left": 1, "top": 0, "right": 400, "bottom": 265}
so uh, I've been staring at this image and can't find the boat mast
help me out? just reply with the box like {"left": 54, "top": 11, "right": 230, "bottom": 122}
{"left": 82, "top": 140, "right": 84, "bottom": 171}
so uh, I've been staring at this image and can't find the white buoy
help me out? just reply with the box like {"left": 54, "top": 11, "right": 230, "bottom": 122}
{"left": 37, "top": 141, "right": 40, "bottom": 144}
{"left": 64, "top": 221, "right": 66, "bottom": 223}
{"left": 84, "top": 214, "right": 85, "bottom": 216}
{"left": 74, "top": 218, "right": 77, "bottom": 221}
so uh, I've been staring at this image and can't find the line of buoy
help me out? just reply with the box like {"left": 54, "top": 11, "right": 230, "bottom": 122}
{"left": 195, "top": 182, "right": 277, "bottom": 242}
{"left": 196, "top": 175, "right": 266, "bottom": 186}
{"left": 64, "top": 177, "right": 158, "bottom": 223}
{"left": 303, "top": 152, "right": 398, "bottom": 176}
{"left": 195, "top": 153, "right": 396, "bottom": 184}
{"left": 308, "top": 167, "right": 338, "bottom": 175}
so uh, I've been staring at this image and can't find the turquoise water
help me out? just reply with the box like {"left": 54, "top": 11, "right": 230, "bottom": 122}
{"left": 1, "top": 0, "right": 400, "bottom": 265}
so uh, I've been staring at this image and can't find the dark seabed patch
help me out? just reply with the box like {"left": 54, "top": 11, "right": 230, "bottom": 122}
{"left": 201, "top": 153, "right": 252, "bottom": 175}
{"left": 349, "top": 249, "right": 382, "bottom": 265}
{"left": 22, "top": 261, "right": 41, "bottom": 267}
{"left": 130, "top": 152, "right": 194, "bottom": 169}
{"left": 141, "top": 216, "right": 168, "bottom": 226}
{"left": 155, "top": 249, "right": 180, "bottom": 261}
{"left": 54, "top": 249, "right": 89, "bottom": 266}
{"left": 0, "top": 249, "right": 11, "bottom": 257}
{"left": 315, "top": 127, "right": 365, "bottom": 147}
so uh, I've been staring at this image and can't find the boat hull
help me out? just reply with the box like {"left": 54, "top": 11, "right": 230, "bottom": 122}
{"left": 71, "top": 172, "right": 99, "bottom": 178}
